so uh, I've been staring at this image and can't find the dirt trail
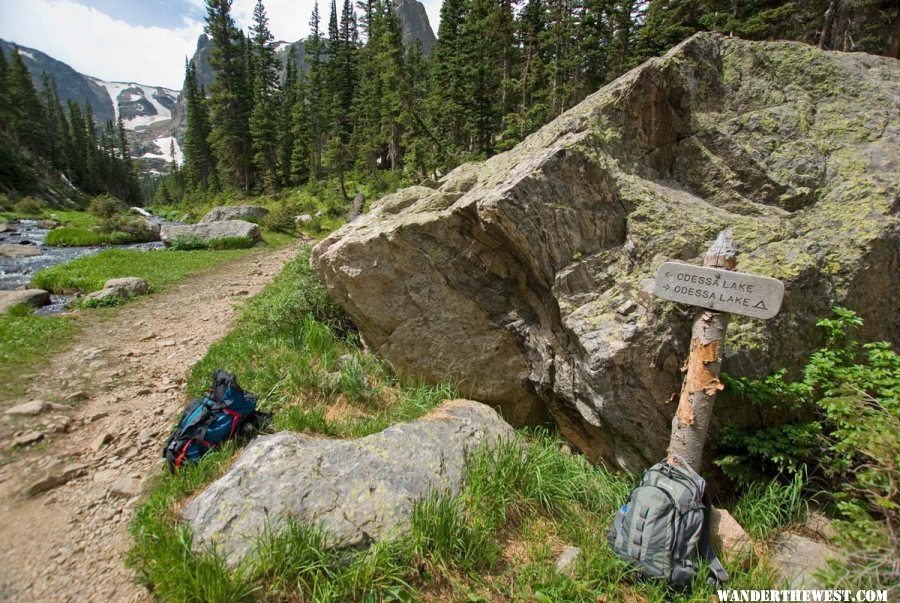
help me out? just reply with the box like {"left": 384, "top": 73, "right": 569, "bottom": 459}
{"left": 0, "top": 242, "right": 302, "bottom": 602}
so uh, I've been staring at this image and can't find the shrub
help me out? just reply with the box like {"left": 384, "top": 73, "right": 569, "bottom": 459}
{"left": 87, "top": 194, "right": 126, "bottom": 219}
{"left": 97, "top": 214, "right": 155, "bottom": 243}
{"left": 208, "top": 236, "right": 255, "bottom": 250}
{"left": 261, "top": 201, "right": 298, "bottom": 234}
{"left": 13, "top": 196, "right": 42, "bottom": 215}
{"left": 716, "top": 307, "right": 899, "bottom": 587}
{"left": 169, "top": 235, "right": 208, "bottom": 251}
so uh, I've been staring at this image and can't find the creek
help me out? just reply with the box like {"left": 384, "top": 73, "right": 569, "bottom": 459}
{"left": 0, "top": 210, "right": 176, "bottom": 314}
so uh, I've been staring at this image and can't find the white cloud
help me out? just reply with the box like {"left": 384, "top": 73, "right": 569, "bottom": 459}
{"left": 0, "top": 0, "right": 441, "bottom": 90}
{"left": 0, "top": 0, "right": 202, "bottom": 89}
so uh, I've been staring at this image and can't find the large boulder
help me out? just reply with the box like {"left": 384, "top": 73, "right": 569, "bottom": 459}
{"left": 161, "top": 220, "right": 261, "bottom": 245}
{"left": 199, "top": 205, "right": 269, "bottom": 223}
{"left": 181, "top": 400, "right": 514, "bottom": 565}
{"left": 312, "top": 34, "right": 899, "bottom": 471}
{"left": 0, "top": 289, "right": 50, "bottom": 313}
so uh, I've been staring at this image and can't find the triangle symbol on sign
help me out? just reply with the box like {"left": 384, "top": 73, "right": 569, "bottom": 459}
{"left": 754, "top": 300, "right": 768, "bottom": 310}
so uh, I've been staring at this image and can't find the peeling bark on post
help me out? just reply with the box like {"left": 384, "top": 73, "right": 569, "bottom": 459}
{"left": 667, "top": 230, "right": 737, "bottom": 470}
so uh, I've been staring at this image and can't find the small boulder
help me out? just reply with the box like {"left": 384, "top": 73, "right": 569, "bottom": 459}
{"left": 294, "top": 214, "right": 314, "bottom": 224}
{"left": 104, "top": 277, "right": 150, "bottom": 296}
{"left": 711, "top": 508, "right": 753, "bottom": 560}
{"left": 85, "top": 277, "right": 150, "bottom": 303}
{"left": 772, "top": 533, "right": 839, "bottom": 588}
{"left": 555, "top": 545, "right": 582, "bottom": 578}
{"left": 0, "top": 289, "right": 50, "bottom": 314}
{"left": 0, "top": 244, "right": 40, "bottom": 258}
{"left": 161, "top": 220, "right": 261, "bottom": 245}
{"left": 199, "top": 205, "right": 269, "bottom": 224}
{"left": 5, "top": 401, "right": 50, "bottom": 416}
{"left": 26, "top": 463, "right": 87, "bottom": 496}
{"left": 182, "top": 400, "right": 514, "bottom": 565}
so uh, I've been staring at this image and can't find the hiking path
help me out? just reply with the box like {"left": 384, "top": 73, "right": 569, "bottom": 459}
{"left": 0, "top": 241, "right": 302, "bottom": 602}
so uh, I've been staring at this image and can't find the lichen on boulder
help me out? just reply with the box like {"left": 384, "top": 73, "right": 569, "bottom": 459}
{"left": 181, "top": 400, "right": 514, "bottom": 565}
{"left": 312, "top": 33, "right": 899, "bottom": 471}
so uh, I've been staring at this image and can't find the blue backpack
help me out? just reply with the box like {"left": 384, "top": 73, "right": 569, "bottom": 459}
{"left": 163, "top": 369, "right": 259, "bottom": 471}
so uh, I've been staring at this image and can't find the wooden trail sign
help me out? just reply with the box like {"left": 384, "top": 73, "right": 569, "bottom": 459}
{"left": 657, "top": 230, "right": 784, "bottom": 471}
{"left": 654, "top": 262, "right": 784, "bottom": 319}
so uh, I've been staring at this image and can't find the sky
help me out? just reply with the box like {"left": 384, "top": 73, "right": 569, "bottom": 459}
{"left": 0, "top": 0, "right": 442, "bottom": 90}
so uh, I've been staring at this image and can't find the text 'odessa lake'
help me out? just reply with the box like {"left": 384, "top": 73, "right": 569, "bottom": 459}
{"left": 653, "top": 261, "right": 785, "bottom": 320}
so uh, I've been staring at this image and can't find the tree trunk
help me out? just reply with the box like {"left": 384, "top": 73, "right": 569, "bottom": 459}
{"left": 667, "top": 230, "right": 737, "bottom": 470}
{"left": 887, "top": 9, "right": 900, "bottom": 58}
{"left": 348, "top": 193, "right": 365, "bottom": 221}
{"left": 818, "top": 1, "right": 835, "bottom": 49}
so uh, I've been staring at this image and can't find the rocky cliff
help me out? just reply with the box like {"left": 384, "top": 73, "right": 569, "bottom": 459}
{"left": 312, "top": 34, "right": 899, "bottom": 471}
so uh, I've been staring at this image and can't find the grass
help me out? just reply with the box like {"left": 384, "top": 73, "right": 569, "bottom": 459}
{"left": 30, "top": 229, "right": 293, "bottom": 295}
{"left": 149, "top": 172, "right": 410, "bottom": 238}
{"left": 0, "top": 209, "right": 99, "bottom": 230}
{"left": 43, "top": 226, "right": 108, "bottom": 246}
{"left": 130, "top": 430, "right": 778, "bottom": 603}
{"left": 732, "top": 472, "right": 808, "bottom": 540}
{"left": 0, "top": 309, "right": 78, "bottom": 398}
{"left": 129, "top": 249, "right": 779, "bottom": 602}
{"left": 30, "top": 248, "right": 252, "bottom": 294}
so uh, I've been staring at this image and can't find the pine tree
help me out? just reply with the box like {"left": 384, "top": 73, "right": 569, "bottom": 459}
{"left": 41, "top": 73, "right": 69, "bottom": 171}
{"left": 117, "top": 116, "right": 140, "bottom": 201}
{"left": 325, "top": 0, "right": 360, "bottom": 198}
{"left": 249, "top": 0, "right": 281, "bottom": 190}
{"left": 183, "top": 61, "right": 216, "bottom": 190}
{"left": 305, "top": 1, "right": 328, "bottom": 180}
{"left": 83, "top": 103, "right": 101, "bottom": 193}
{"left": 400, "top": 40, "right": 434, "bottom": 178}
{"left": 279, "top": 47, "right": 299, "bottom": 186}
{"left": 66, "top": 101, "right": 89, "bottom": 188}
{"left": 0, "top": 50, "right": 9, "bottom": 134}
{"left": 290, "top": 67, "right": 312, "bottom": 184}
{"left": 6, "top": 47, "right": 49, "bottom": 157}
{"left": 205, "top": 0, "right": 254, "bottom": 191}
{"left": 428, "top": 0, "right": 468, "bottom": 168}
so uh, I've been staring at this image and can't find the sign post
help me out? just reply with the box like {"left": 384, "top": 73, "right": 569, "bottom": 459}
{"left": 656, "top": 230, "right": 783, "bottom": 471}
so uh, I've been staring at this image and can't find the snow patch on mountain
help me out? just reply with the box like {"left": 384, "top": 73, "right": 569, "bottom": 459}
{"left": 98, "top": 81, "right": 132, "bottom": 122}
{"left": 94, "top": 80, "right": 179, "bottom": 130}
{"left": 125, "top": 85, "right": 176, "bottom": 129}
{"left": 141, "top": 136, "right": 183, "bottom": 165}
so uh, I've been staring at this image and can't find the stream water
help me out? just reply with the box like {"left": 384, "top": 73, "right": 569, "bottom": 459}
{"left": 0, "top": 210, "right": 174, "bottom": 314}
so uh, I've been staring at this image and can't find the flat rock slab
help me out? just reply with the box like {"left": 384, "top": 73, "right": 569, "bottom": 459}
{"left": 200, "top": 206, "right": 269, "bottom": 223}
{"left": 161, "top": 220, "right": 261, "bottom": 244}
{"left": 772, "top": 533, "right": 839, "bottom": 588}
{"left": 0, "top": 244, "right": 40, "bottom": 258}
{"left": 0, "top": 289, "right": 50, "bottom": 314}
{"left": 181, "top": 399, "right": 514, "bottom": 565}
{"left": 5, "top": 401, "right": 50, "bottom": 416}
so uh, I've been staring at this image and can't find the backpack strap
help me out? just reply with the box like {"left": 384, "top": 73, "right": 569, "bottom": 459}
{"left": 700, "top": 489, "right": 729, "bottom": 584}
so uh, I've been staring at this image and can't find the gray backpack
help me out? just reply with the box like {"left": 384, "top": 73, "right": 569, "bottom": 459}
{"left": 607, "top": 459, "right": 728, "bottom": 586}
